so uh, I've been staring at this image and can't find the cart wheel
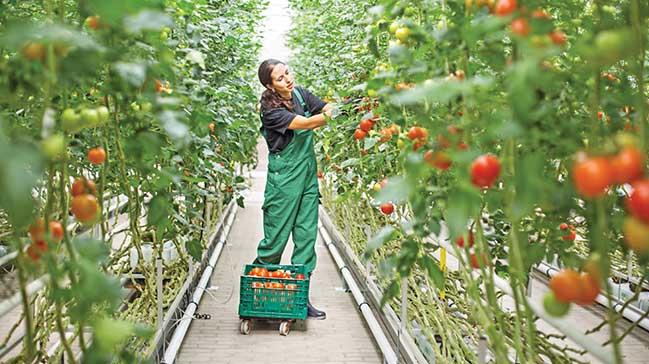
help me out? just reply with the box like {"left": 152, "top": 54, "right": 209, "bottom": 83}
{"left": 240, "top": 319, "right": 251, "bottom": 335}
{"left": 279, "top": 321, "right": 291, "bottom": 336}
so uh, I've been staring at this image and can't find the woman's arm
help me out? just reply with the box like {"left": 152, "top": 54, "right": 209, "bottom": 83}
{"left": 288, "top": 108, "right": 332, "bottom": 130}
{"left": 322, "top": 103, "right": 333, "bottom": 113}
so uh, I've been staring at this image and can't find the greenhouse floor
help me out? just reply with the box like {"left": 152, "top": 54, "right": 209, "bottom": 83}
{"left": 174, "top": 140, "right": 384, "bottom": 364}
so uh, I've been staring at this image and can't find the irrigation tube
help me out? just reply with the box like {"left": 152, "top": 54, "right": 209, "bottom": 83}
{"left": 434, "top": 231, "right": 616, "bottom": 364}
{"left": 318, "top": 225, "right": 399, "bottom": 364}
{"left": 536, "top": 261, "right": 649, "bottom": 332}
{"left": 161, "top": 205, "right": 237, "bottom": 364}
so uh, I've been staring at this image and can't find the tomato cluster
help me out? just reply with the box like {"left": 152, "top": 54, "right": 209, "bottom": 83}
{"left": 545, "top": 265, "right": 601, "bottom": 317}
{"left": 26, "top": 218, "right": 64, "bottom": 262}
{"left": 572, "top": 145, "right": 649, "bottom": 255}
{"left": 70, "top": 177, "right": 100, "bottom": 224}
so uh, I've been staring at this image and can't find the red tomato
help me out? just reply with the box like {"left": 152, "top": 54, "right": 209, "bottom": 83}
{"left": 470, "top": 154, "right": 501, "bottom": 189}
{"left": 559, "top": 223, "right": 569, "bottom": 230}
{"left": 87, "top": 147, "right": 106, "bottom": 165}
{"left": 71, "top": 177, "right": 97, "bottom": 197}
{"left": 359, "top": 119, "right": 373, "bottom": 132}
{"left": 424, "top": 150, "right": 452, "bottom": 170}
{"left": 26, "top": 244, "right": 42, "bottom": 262}
{"left": 549, "top": 269, "right": 581, "bottom": 303}
{"left": 29, "top": 218, "right": 45, "bottom": 243}
{"left": 407, "top": 127, "right": 428, "bottom": 141}
{"left": 379, "top": 128, "right": 393, "bottom": 143}
{"left": 354, "top": 129, "right": 367, "bottom": 140}
{"left": 469, "top": 252, "right": 489, "bottom": 269}
{"left": 495, "top": 0, "right": 517, "bottom": 16}
{"left": 286, "top": 284, "right": 297, "bottom": 290}
{"left": 510, "top": 18, "right": 530, "bottom": 36}
{"left": 626, "top": 179, "right": 649, "bottom": 223}
{"left": 575, "top": 272, "right": 600, "bottom": 305}
{"left": 252, "top": 282, "right": 264, "bottom": 288}
{"left": 456, "top": 231, "right": 475, "bottom": 248}
{"left": 264, "top": 282, "right": 273, "bottom": 289}
{"left": 71, "top": 194, "right": 99, "bottom": 223}
{"left": 611, "top": 147, "right": 644, "bottom": 185}
{"left": 49, "top": 221, "right": 64, "bottom": 242}
{"left": 296, "top": 273, "right": 305, "bottom": 280}
{"left": 549, "top": 30, "right": 567, "bottom": 46}
{"left": 380, "top": 202, "right": 394, "bottom": 215}
{"left": 572, "top": 156, "right": 613, "bottom": 198}
{"left": 531, "top": 9, "right": 551, "bottom": 19}
{"left": 562, "top": 230, "right": 576, "bottom": 242}
{"left": 317, "top": 171, "right": 324, "bottom": 179}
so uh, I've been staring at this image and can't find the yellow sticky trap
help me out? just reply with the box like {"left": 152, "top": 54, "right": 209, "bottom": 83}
{"left": 440, "top": 248, "right": 447, "bottom": 300}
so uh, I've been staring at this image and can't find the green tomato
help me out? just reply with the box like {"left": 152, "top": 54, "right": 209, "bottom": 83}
{"left": 595, "top": 29, "right": 634, "bottom": 65}
{"left": 389, "top": 21, "right": 400, "bottom": 34}
{"left": 80, "top": 108, "right": 100, "bottom": 128}
{"left": 130, "top": 102, "right": 141, "bottom": 111}
{"left": 404, "top": 7, "right": 416, "bottom": 16}
{"left": 395, "top": 27, "right": 411, "bottom": 42}
{"left": 140, "top": 102, "right": 153, "bottom": 112}
{"left": 602, "top": 5, "right": 616, "bottom": 14}
{"left": 61, "top": 108, "right": 81, "bottom": 132}
{"left": 543, "top": 292, "right": 570, "bottom": 317}
{"left": 160, "top": 30, "right": 169, "bottom": 41}
{"left": 397, "top": 139, "right": 406, "bottom": 149}
{"left": 41, "top": 134, "right": 66, "bottom": 160}
{"left": 96, "top": 106, "right": 110, "bottom": 124}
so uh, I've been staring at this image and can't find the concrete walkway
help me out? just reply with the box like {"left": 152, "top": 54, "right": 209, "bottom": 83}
{"left": 175, "top": 139, "right": 383, "bottom": 364}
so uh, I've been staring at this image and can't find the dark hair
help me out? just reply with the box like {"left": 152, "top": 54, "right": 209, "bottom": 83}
{"left": 258, "top": 59, "right": 293, "bottom": 112}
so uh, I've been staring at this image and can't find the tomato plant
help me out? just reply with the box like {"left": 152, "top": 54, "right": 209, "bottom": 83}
{"left": 289, "top": 0, "right": 649, "bottom": 361}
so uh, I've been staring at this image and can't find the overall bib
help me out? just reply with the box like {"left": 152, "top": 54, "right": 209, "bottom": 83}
{"left": 256, "top": 89, "right": 319, "bottom": 274}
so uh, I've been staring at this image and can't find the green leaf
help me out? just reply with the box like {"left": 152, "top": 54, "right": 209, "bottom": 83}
{"left": 512, "top": 153, "right": 545, "bottom": 221}
{"left": 124, "top": 10, "right": 172, "bottom": 33}
{"left": 93, "top": 317, "right": 135, "bottom": 351}
{"left": 186, "top": 239, "right": 202, "bottom": 261}
{"left": 340, "top": 157, "right": 359, "bottom": 168}
{"left": 147, "top": 195, "right": 170, "bottom": 227}
{"left": 0, "top": 132, "right": 42, "bottom": 230}
{"left": 157, "top": 111, "right": 189, "bottom": 141}
{"left": 113, "top": 62, "right": 147, "bottom": 87}
{"left": 391, "top": 76, "right": 493, "bottom": 106}
{"left": 375, "top": 175, "right": 411, "bottom": 204}
{"left": 419, "top": 254, "right": 445, "bottom": 288}
{"left": 444, "top": 184, "right": 482, "bottom": 240}
{"left": 87, "top": 0, "right": 164, "bottom": 24}
{"left": 364, "top": 226, "right": 396, "bottom": 259}
{"left": 363, "top": 136, "right": 378, "bottom": 150}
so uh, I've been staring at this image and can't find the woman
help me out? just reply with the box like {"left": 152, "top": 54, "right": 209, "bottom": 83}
{"left": 254, "top": 59, "right": 332, "bottom": 320}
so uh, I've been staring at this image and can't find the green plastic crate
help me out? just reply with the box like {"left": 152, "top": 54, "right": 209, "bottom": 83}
{"left": 238, "top": 264, "right": 310, "bottom": 320}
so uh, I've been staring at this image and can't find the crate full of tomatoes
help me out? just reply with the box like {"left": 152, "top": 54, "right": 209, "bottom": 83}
{"left": 238, "top": 264, "right": 310, "bottom": 320}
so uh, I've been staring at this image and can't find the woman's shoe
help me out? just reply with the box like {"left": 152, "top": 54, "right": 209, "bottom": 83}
{"left": 307, "top": 301, "right": 326, "bottom": 320}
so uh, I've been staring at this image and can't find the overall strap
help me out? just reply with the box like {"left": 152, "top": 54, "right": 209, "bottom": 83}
{"left": 293, "top": 88, "right": 311, "bottom": 117}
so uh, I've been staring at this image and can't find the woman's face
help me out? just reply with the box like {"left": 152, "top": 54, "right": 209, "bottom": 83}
{"left": 269, "top": 63, "right": 294, "bottom": 97}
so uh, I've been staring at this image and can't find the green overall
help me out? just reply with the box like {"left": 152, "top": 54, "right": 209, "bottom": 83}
{"left": 255, "top": 89, "right": 319, "bottom": 274}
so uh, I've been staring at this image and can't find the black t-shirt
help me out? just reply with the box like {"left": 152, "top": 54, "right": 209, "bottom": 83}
{"left": 260, "top": 86, "right": 326, "bottom": 153}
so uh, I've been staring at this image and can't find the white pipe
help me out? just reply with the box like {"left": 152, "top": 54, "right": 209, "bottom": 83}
{"left": 162, "top": 205, "right": 236, "bottom": 364}
{"left": 318, "top": 209, "right": 428, "bottom": 364}
{"left": 536, "top": 261, "right": 649, "bottom": 332}
{"left": 319, "top": 225, "right": 399, "bottom": 364}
